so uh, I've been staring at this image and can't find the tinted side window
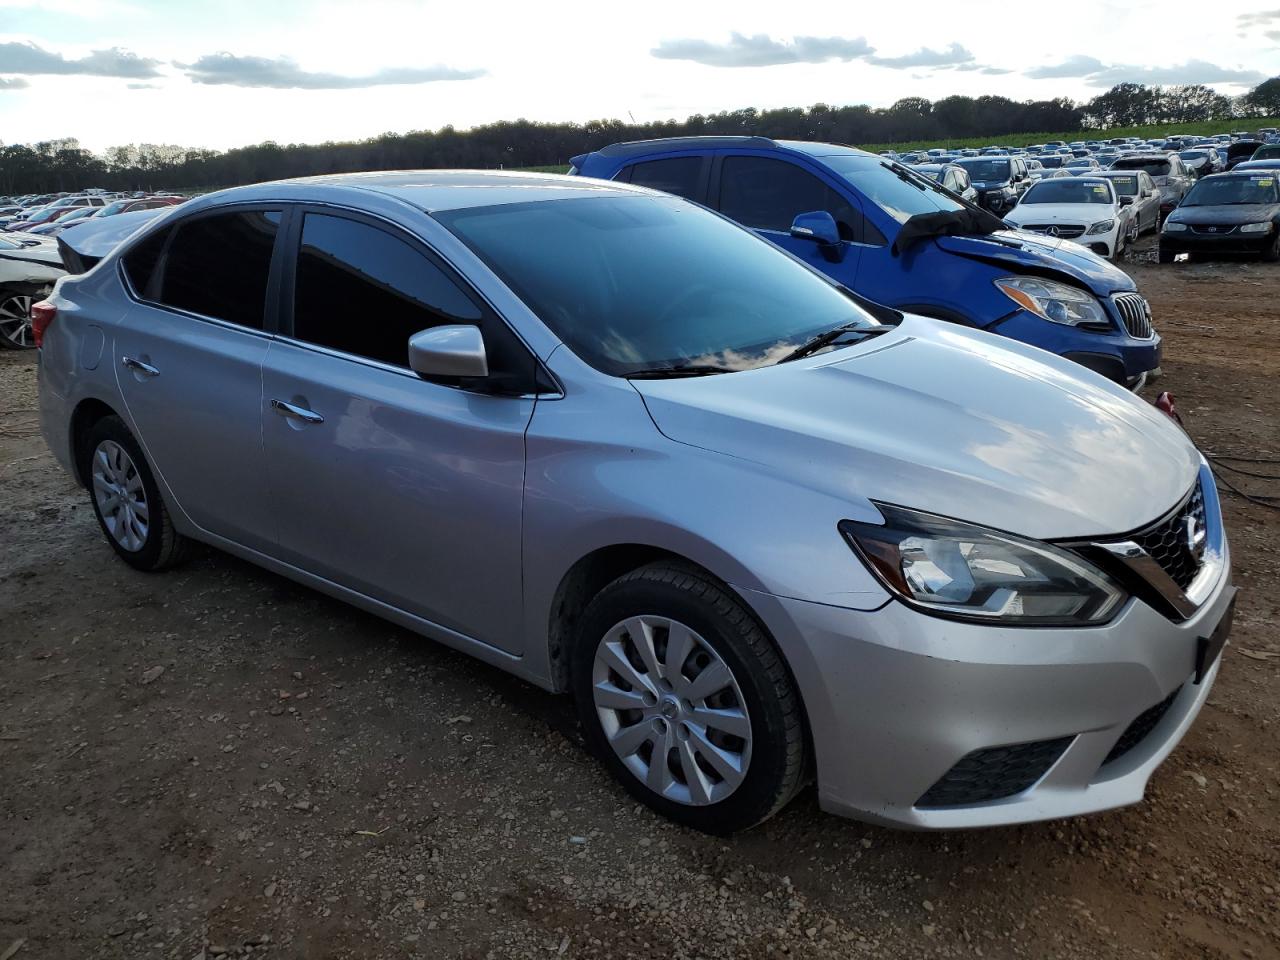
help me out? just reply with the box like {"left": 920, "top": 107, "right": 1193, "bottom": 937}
{"left": 719, "top": 156, "right": 861, "bottom": 239}
{"left": 121, "top": 226, "right": 172, "bottom": 295}
{"left": 292, "top": 214, "right": 481, "bottom": 367}
{"left": 158, "top": 210, "right": 280, "bottom": 329}
{"left": 624, "top": 157, "right": 704, "bottom": 201}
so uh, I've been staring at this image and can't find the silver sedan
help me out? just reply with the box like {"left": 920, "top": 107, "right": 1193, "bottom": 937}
{"left": 37, "top": 172, "right": 1234, "bottom": 832}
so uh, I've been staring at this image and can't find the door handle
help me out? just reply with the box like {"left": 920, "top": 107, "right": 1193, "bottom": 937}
{"left": 270, "top": 398, "right": 324, "bottom": 424}
{"left": 121, "top": 355, "right": 159, "bottom": 377}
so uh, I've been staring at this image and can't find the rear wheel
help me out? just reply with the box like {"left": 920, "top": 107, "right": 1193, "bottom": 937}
{"left": 571, "top": 562, "right": 807, "bottom": 834}
{"left": 82, "top": 416, "right": 190, "bottom": 571}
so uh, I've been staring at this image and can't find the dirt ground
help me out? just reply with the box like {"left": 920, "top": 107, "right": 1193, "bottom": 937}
{"left": 1, "top": 234, "right": 1278, "bottom": 960}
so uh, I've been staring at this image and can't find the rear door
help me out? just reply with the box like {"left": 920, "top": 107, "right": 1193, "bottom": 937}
{"left": 615, "top": 155, "right": 711, "bottom": 204}
{"left": 260, "top": 208, "right": 535, "bottom": 653}
{"left": 709, "top": 153, "right": 866, "bottom": 282}
{"left": 113, "top": 206, "right": 282, "bottom": 551}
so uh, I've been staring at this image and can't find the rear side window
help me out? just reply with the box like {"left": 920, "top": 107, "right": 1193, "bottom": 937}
{"left": 121, "top": 226, "right": 172, "bottom": 295}
{"left": 291, "top": 214, "right": 481, "bottom": 367}
{"left": 623, "top": 157, "right": 704, "bottom": 201}
{"left": 157, "top": 210, "right": 281, "bottom": 329}
{"left": 718, "top": 156, "right": 861, "bottom": 239}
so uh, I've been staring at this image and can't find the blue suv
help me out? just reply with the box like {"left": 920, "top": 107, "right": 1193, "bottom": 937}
{"left": 570, "top": 137, "right": 1161, "bottom": 389}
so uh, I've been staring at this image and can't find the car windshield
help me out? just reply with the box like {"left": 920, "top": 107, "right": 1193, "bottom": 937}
{"left": 819, "top": 156, "right": 968, "bottom": 223}
{"left": 438, "top": 196, "right": 883, "bottom": 376}
{"left": 94, "top": 199, "right": 132, "bottom": 216}
{"left": 953, "top": 159, "right": 1011, "bottom": 181}
{"left": 1114, "top": 159, "right": 1170, "bottom": 176}
{"left": 1182, "top": 175, "right": 1278, "bottom": 206}
{"left": 1020, "top": 180, "right": 1113, "bottom": 204}
{"left": 1066, "top": 159, "right": 1093, "bottom": 167}
{"left": 1179, "top": 151, "right": 1207, "bottom": 161}
{"left": 1104, "top": 175, "right": 1139, "bottom": 196}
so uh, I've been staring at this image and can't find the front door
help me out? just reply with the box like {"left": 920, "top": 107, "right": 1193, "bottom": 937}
{"left": 113, "top": 207, "right": 282, "bottom": 552}
{"left": 261, "top": 210, "right": 533, "bottom": 653}
{"left": 712, "top": 154, "right": 864, "bottom": 282}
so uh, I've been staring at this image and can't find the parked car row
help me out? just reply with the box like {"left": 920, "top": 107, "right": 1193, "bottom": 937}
{"left": 893, "top": 132, "right": 1279, "bottom": 225}
{"left": 36, "top": 166, "right": 1233, "bottom": 834}
{"left": 0, "top": 189, "right": 186, "bottom": 347}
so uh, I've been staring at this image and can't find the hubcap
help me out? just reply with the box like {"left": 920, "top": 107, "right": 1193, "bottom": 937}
{"left": 0, "top": 294, "right": 34, "bottom": 348}
{"left": 592, "top": 615, "right": 751, "bottom": 806}
{"left": 91, "top": 440, "right": 150, "bottom": 551}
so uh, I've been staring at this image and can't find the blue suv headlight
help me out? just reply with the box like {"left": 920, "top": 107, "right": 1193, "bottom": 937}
{"left": 994, "top": 277, "right": 1108, "bottom": 327}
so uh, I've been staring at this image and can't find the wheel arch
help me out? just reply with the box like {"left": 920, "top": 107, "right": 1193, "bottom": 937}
{"left": 68, "top": 396, "right": 122, "bottom": 486}
{"left": 544, "top": 543, "right": 815, "bottom": 768}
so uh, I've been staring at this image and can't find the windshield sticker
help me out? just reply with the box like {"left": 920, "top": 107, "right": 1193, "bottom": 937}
{"left": 1092, "top": 185, "right": 1109, "bottom": 196}
{"left": 1252, "top": 177, "right": 1274, "bottom": 186}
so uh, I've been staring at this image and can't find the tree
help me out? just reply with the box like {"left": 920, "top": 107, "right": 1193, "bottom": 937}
{"left": 1243, "top": 77, "right": 1280, "bottom": 116}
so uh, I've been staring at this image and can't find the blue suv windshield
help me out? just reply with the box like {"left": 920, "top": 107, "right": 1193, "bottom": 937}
{"left": 438, "top": 196, "right": 881, "bottom": 376}
{"left": 819, "top": 156, "right": 967, "bottom": 224}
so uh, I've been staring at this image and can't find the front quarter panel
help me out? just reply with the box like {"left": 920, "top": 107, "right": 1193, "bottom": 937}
{"left": 520, "top": 350, "right": 891, "bottom": 682}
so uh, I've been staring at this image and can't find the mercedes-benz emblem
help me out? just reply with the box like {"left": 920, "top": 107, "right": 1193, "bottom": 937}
{"left": 1184, "top": 513, "right": 1207, "bottom": 560}
{"left": 1046, "top": 225, "right": 1061, "bottom": 237}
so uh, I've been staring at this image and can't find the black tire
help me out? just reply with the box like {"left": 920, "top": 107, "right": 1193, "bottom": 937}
{"left": 0, "top": 284, "right": 38, "bottom": 350}
{"left": 1262, "top": 233, "right": 1280, "bottom": 263}
{"left": 571, "top": 562, "right": 807, "bottom": 834}
{"left": 1158, "top": 247, "right": 1176, "bottom": 264}
{"left": 81, "top": 415, "right": 190, "bottom": 571}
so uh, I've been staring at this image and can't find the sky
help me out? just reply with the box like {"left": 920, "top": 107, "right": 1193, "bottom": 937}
{"left": 0, "top": 0, "right": 1277, "bottom": 153}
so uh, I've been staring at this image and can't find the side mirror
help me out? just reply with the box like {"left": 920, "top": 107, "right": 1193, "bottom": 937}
{"left": 789, "top": 210, "right": 846, "bottom": 262}
{"left": 408, "top": 325, "right": 488, "bottom": 380}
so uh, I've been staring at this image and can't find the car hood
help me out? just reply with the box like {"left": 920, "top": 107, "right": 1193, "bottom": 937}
{"left": 632, "top": 316, "right": 1198, "bottom": 541}
{"left": 932, "top": 229, "right": 1134, "bottom": 294}
{"left": 1167, "top": 203, "right": 1280, "bottom": 226}
{"left": 1007, "top": 203, "right": 1113, "bottom": 223}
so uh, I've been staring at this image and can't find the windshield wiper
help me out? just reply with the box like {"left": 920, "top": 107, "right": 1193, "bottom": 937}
{"left": 881, "top": 161, "right": 929, "bottom": 192}
{"left": 780, "top": 323, "right": 890, "bottom": 364}
{"left": 625, "top": 364, "right": 736, "bottom": 379}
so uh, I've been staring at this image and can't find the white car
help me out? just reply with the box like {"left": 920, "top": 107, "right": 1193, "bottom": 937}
{"left": 1005, "top": 177, "right": 1134, "bottom": 259}
{"left": 0, "top": 233, "right": 65, "bottom": 348}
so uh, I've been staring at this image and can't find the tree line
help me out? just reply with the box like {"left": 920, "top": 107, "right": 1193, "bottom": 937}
{"left": 2, "top": 78, "right": 1278, "bottom": 196}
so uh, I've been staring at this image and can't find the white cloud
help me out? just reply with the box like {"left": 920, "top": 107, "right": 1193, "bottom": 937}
{"left": 651, "top": 33, "right": 874, "bottom": 67}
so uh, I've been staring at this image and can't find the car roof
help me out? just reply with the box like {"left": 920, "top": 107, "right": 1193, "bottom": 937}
{"left": 181, "top": 170, "right": 646, "bottom": 214}
{"left": 586, "top": 135, "right": 874, "bottom": 163}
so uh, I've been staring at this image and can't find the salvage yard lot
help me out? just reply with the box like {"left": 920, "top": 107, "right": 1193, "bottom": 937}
{"left": 1, "top": 235, "right": 1278, "bottom": 960}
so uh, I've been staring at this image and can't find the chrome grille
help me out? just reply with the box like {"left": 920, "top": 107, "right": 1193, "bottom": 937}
{"left": 1133, "top": 481, "right": 1207, "bottom": 591}
{"left": 1022, "top": 223, "right": 1086, "bottom": 239}
{"left": 1113, "top": 293, "right": 1154, "bottom": 339}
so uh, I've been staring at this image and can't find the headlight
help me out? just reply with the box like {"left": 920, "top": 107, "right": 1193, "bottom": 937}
{"left": 1240, "top": 222, "right": 1273, "bottom": 234}
{"left": 994, "top": 276, "right": 1108, "bottom": 326}
{"left": 1086, "top": 219, "right": 1116, "bottom": 235}
{"left": 840, "top": 504, "right": 1126, "bottom": 626}
{"left": 1162, "top": 221, "right": 1188, "bottom": 232}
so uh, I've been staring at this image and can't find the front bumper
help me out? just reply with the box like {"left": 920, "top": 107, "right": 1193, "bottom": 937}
{"left": 1160, "top": 232, "right": 1275, "bottom": 256}
{"left": 990, "top": 308, "right": 1161, "bottom": 389}
{"left": 741, "top": 528, "right": 1233, "bottom": 829}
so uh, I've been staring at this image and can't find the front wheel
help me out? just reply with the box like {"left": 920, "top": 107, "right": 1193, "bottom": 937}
{"left": 1158, "top": 247, "right": 1176, "bottom": 264}
{"left": 1262, "top": 233, "right": 1280, "bottom": 263}
{"left": 571, "top": 563, "right": 807, "bottom": 834}
{"left": 0, "top": 285, "right": 44, "bottom": 349}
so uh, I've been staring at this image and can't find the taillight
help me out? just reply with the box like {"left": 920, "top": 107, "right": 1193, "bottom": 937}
{"left": 30, "top": 300, "right": 56, "bottom": 348}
